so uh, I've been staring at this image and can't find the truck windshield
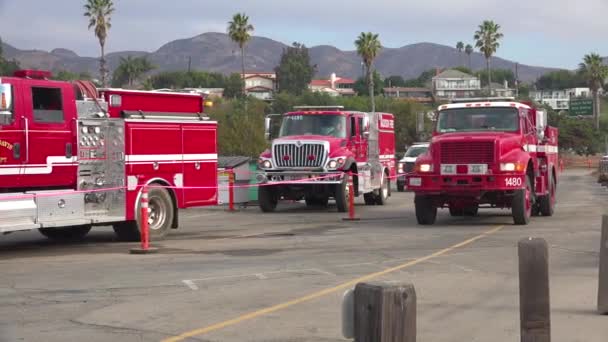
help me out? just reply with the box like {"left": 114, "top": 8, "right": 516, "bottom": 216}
{"left": 436, "top": 107, "right": 519, "bottom": 133}
{"left": 405, "top": 146, "right": 427, "bottom": 158}
{"left": 279, "top": 114, "right": 346, "bottom": 138}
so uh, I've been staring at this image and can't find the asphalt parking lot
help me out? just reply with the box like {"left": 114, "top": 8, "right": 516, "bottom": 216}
{"left": 0, "top": 168, "right": 606, "bottom": 342}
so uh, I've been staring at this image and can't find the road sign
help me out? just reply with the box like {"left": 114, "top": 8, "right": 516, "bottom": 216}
{"left": 569, "top": 98, "right": 594, "bottom": 116}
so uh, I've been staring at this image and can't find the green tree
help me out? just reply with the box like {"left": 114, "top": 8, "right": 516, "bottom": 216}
{"left": 227, "top": 13, "right": 254, "bottom": 95}
{"left": 274, "top": 42, "right": 315, "bottom": 95}
{"left": 224, "top": 73, "right": 245, "bottom": 98}
{"left": 456, "top": 41, "right": 464, "bottom": 66}
{"left": 355, "top": 32, "right": 382, "bottom": 112}
{"left": 354, "top": 70, "right": 383, "bottom": 96}
{"left": 112, "top": 56, "right": 155, "bottom": 88}
{"left": 474, "top": 20, "right": 503, "bottom": 94}
{"left": 54, "top": 70, "right": 93, "bottom": 81}
{"left": 384, "top": 75, "right": 406, "bottom": 88}
{"left": 0, "top": 36, "right": 20, "bottom": 76}
{"left": 578, "top": 53, "right": 608, "bottom": 130}
{"left": 465, "top": 44, "right": 474, "bottom": 70}
{"left": 84, "top": 0, "right": 115, "bottom": 87}
{"left": 536, "top": 70, "right": 585, "bottom": 90}
{"left": 476, "top": 68, "right": 515, "bottom": 87}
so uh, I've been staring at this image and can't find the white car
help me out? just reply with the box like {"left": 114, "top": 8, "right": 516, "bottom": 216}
{"left": 396, "top": 142, "right": 429, "bottom": 192}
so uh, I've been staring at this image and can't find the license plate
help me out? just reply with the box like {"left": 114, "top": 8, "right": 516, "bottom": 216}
{"left": 409, "top": 177, "right": 422, "bottom": 186}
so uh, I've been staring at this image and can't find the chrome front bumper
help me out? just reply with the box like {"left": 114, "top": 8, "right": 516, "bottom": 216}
{"left": 256, "top": 171, "right": 345, "bottom": 185}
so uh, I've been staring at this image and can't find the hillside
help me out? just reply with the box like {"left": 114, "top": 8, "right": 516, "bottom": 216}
{"left": 1, "top": 32, "right": 559, "bottom": 82}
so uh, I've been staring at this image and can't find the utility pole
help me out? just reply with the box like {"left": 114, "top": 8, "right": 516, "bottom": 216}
{"left": 188, "top": 56, "right": 192, "bottom": 73}
{"left": 515, "top": 62, "right": 519, "bottom": 99}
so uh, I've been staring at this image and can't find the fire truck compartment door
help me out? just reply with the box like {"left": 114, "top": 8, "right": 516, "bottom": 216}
{"left": 182, "top": 125, "right": 218, "bottom": 207}
{"left": 0, "top": 82, "right": 25, "bottom": 187}
{"left": 28, "top": 190, "right": 86, "bottom": 226}
{"left": 0, "top": 193, "right": 37, "bottom": 232}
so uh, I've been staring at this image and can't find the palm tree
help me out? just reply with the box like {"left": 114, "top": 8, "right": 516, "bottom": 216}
{"left": 579, "top": 53, "right": 608, "bottom": 130}
{"left": 474, "top": 20, "right": 503, "bottom": 94}
{"left": 465, "top": 44, "right": 474, "bottom": 70}
{"left": 84, "top": 0, "right": 115, "bottom": 87}
{"left": 116, "top": 56, "right": 155, "bottom": 87}
{"left": 456, "top": 41, "right": 464, "bottom": 66}
{"left": 228, "top": 13, "right": 254, "bottom": 96}
{"left": 355, "top": 32, "right": 382, "bottom": 112}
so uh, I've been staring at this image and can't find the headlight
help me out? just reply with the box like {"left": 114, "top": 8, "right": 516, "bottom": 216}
{"left": 258, "top": 159, "right": 272, "bottom": 169}
{"left": 419, "top": 163, "right": 433, "bottom": 172}
{"left": 327, "top": 157, "right": 347, "bottom": 170}
{"left": 500, "top": 162, "right": 524, "bottom": 172}
{"left": 397, "top": 162, "right": 404, "bottom": 173}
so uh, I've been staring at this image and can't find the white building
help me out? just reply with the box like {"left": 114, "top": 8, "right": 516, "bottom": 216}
{"left": 309, "top": 73, "right": 356, "bottom": 97}
{"left": 530, "top": 87, "right": 591, "bottom": 110}
{"left": 244, "top": 72, "right": 277, "bottom": 100}
{"left": 432, "top": 69, "right": 481, "bottom": 99}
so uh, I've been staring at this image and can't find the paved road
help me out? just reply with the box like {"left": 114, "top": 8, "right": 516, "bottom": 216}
{"left": 0, "top": 169, "right": 606, "bottom": 341}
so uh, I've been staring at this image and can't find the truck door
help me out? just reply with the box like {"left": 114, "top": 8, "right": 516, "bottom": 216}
{"left": 0, "top": 81, "right": 25, "bottom": 188}
{"left": 355, "top": 116, "right": 368, "bottom": 162}
{"left": 20, "top": 82, "right": 77, "bottom": 188}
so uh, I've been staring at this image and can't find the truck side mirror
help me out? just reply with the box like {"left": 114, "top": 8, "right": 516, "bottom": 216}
{"left": 362, "top": 116, "right": 370, "bottom": 138}
{"left": 0, "top": 84, "right": 14, "bottom": 125}
{"left": 264, "top": 116, "right": 272, "bottom": 141}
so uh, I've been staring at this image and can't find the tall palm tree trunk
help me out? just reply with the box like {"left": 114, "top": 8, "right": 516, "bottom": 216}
{"left": 367, "top": 66, "right": 375, "bottom": 113}
{"left": 486, "top": 58, "right": 491, "bottom": 96}
{"left": 100, "top": 43, "right": 106, "bottom": 87}
{"left": 240, "top": 46, "right": 246, "bottom": 96}
{"left": 595, "top": 90, "right": 601, "bottom": 130}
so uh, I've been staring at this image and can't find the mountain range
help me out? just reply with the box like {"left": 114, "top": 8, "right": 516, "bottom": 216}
{"left": 1, "top": 32, "right": 565, "bottom": 83}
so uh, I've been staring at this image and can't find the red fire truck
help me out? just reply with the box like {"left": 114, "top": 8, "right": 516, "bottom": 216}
{"left": 405, "top": 98, "right": 558, "bottom": 225}
{"left": 0, "top": 70, "right": 218, "bottom": 241}
{"left": 256, "top": 106, "right": 395, "bottom": 212}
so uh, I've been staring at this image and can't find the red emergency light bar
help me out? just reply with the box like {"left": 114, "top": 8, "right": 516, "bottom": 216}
{"left": 13, "top": 69, "right": 52, "bottom": 79}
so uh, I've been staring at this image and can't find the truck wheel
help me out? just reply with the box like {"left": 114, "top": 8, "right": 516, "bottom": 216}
{"left": 258, "top": 185, "right": 278, "bottom": 212}
{"left": 39, "top": 225, "right": 92, "bottom": 241}
{"left": 396, "top": 180, "right": 405, "bottom": 192}
{"left": 512, "top": 175, "right": 532, "bottom": 225}
{"left": 113, "top": 186, "right": 174, "bottom": 241}
{"left": 539, "top": 173, "right": 556, "bottom": 217}
{"left": 464, "top": 205, "right": 478, "bottom": 216}
{"left": 415, "top": 195, "right": 437, "bottom": 225}
{"left": 335, "top": 178, "right": 349, "bottom": 212}
{"left": 375, "top": 176, "right": 389, "bottom": 205}
{"left": 363, "top": 193, "right": 376, "bottom": 205}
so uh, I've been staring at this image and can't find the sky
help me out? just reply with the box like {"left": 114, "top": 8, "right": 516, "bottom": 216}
{"left": 0, "top": 0, "right": 606, "bottom": 69}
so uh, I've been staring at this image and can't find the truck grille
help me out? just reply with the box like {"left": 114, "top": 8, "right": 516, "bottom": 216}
{"left": 273, "top": 143, "right": 327, "bottom": 168}
{"left": 440, "top": 141, "right": 494, "bottom": 164}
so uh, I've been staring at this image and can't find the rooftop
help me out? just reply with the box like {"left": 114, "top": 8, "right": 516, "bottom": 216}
{"left": 433, "top": 69, "right": 477, "bottom": 79}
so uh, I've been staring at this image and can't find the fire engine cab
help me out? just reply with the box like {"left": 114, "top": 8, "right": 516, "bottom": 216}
{"left": 0, "top": 70, "right": 218, "bottom": 241}
{"left": 406, "top": 98, "right": 559, "bottom": 225}
{"left": 256, "top": 106, "right": 395, "bottom": 212}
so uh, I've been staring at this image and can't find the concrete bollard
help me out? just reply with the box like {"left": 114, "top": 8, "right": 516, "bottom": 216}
{"left": 598, "top": 215, "right": 608, "bottom": 314}
{"left": 518, "top": 237, "right": 550, "bottom": 342}
{"left": 353, "top": 282, "right": 416, "bottom": 342}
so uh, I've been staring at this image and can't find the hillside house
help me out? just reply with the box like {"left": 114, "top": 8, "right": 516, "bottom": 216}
{"left": 432, "top": 69, "right": 481, "bottom": 100}
{"left": 309, "top": 73, "right": 356, "bottom": 97}
{"left": 530, "top": 87, "right": 591, "bottom": 110}
{"left": 244, "top": 72, "right": 277, "bottom": 100}
{"left": 383, "top": 87, "right": 434, "bottom": 103}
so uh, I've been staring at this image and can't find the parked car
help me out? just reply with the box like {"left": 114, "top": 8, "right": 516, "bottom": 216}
{"left": 396, "top": 142, "right": 429, "bottom": 191}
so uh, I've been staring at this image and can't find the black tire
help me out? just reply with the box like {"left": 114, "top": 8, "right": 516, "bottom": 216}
{"left": 335, "top": 177, "right": 349, "bottom": 213}
{"left": 363, "top": 193, "right": 376, "bottom": 205}
{"left": 415, "top": 195, "right": 437, "bottom": 225}
{"left": 539, "top": 173, "right": 556, "bottom": 217}
{"left": 512, "top": 175, "right": 532, "bottom": 225}
{"left": 375, "top": 176, "right": 389, "bottom": 205}
{"left": 449, "top": 207, "right": 463, "bottom": 216}
{"left": 464, "top": 205, "right": 479, "bottom": 216}
{"left": 396, "top": 180, "right": 405, "bottom": 192}
{"left": 258, "top": 185, "right": 278, "bottom": 212}
{"left": 113, "top": 186, "right": 174, "bottom": 241}
{"left": 39, "top": 225, "right": 92, "bottom": 241}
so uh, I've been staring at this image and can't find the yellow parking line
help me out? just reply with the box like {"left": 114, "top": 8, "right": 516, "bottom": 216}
{"left": 162, "top": 224, "right": 505, "bottom": 342}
